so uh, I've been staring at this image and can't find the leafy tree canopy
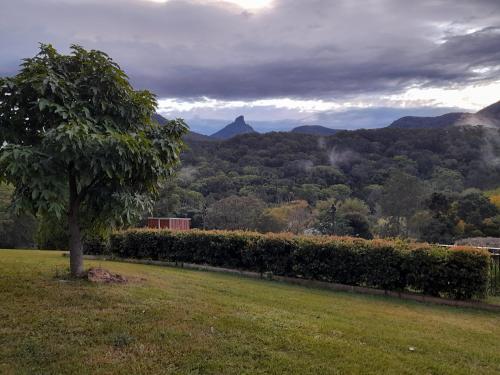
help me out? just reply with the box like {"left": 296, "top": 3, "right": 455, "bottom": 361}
{"left": 0, "top": 44, "right": 188, "bottom": 274}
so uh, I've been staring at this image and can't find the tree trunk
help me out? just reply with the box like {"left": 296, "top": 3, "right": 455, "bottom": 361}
{"left": 68, "top": 206, "right": 84, "bottom": 277}
{"left": 68, "top": 168, "right": 84, "bottom": 277}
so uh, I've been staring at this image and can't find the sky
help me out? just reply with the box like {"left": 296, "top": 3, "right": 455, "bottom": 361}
{"left": 1, "top": 0, "right": 500, "bottom": 134}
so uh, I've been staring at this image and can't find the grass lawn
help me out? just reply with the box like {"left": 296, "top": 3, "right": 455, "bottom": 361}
{"left": 486, "top": 295, "right": 500, "bottom": 306}
{"left": 1, "top": 250, "right": 499, "bottom": 375}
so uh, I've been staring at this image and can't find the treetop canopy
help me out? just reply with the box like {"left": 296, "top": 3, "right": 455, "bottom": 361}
{"left": 0, "top": 43, "right": 188, "bottom": 227}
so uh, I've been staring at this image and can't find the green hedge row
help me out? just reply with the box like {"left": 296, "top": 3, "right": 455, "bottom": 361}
{"left": 103, "top": 229, "right": 491, "bottom": 300}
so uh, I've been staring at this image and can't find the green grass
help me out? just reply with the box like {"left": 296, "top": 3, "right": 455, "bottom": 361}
{"left": 1, "top": 250, "right": 499, "bottom": 375}
{"left": 487, "top": 295, "right": 500, "bottom": 305}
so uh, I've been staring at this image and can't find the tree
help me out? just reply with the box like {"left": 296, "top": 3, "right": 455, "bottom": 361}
{"left": 35, "top": 213, "right": 69, "bottom": 250}
{"left": 430, "top": 167, "right": 464, "bottom": 193}
{"left": 284, "top": 200, "right": 315, "bottom": 234}
{"left": 456, "top": 190, "right": 498, "bottom": 227}
{"left": 338, "top": 212, "right": 373, "bottom": 239}
{"left": 407, "top": 210, "right": 433, "bottom": 239}
{"left": 336, "top": 199, "right": 373, "bottom": 240}
{"left": 379, "top": 170, "right": 426, "bottom": 236}
{"left": 258, "top": 200, "right": 314, "bottom": 234}
{"left": 315, "top": 198, "right": 373, "bottom": 238}
{"left": 294, "top": 184, "right": 322, "bottom": 204}
{"left": 325, "top": 184, "right": 352, "bottom": 202}
{"left": 0, "top": 44, "right": 187, "bottom": 276}
{"left": 205, "top": 195, "right": 265, "bottom": 230}
{"left": 336, "top": 198, "right": 371, "bottom": 218}
{"left": 0, "top": 184, "right": 37, "bottom": 248}
{"left": 315, "top": 201, "right": 337, "bottom": 235}
{"left": 418, "top": 190, "right": 500, "bottom": 243}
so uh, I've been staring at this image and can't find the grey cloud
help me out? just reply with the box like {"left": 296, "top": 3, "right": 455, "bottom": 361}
{"left": 431, "top": 27, "right": 500, "bottom": 79}
{"left": 1, "top": 0, "right": 500, "bottom": 100}
{"left": 309, "top": 107, "right": 464, "bottom": 130}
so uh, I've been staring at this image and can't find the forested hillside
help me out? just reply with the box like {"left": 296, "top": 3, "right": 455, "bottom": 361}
{"left": 153, "top": 126, "right": 500, "bottom": 243}
{"left": 2, "top": 125, "right": 499, "bottom": 247}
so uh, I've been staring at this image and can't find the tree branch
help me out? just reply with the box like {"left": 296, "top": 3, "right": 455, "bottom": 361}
{"left": 76, "top": 175, "right": 99, "bottom": 203}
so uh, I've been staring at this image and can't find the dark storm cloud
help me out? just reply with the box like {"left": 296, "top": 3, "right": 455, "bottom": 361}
{"left": 433, "top": 27, "right": 500, "bottom": 71}
{"left": 1, "top": 0, "right": 500, "bottom": 100}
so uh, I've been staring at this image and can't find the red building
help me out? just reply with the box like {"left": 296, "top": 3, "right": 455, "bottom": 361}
{"left": 147, "top": 217, "right": 191, "bottom": 231}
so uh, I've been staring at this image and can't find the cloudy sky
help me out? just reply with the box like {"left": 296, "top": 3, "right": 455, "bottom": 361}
{"left": 2, "top": 0, "right": 500, "bottom": 134}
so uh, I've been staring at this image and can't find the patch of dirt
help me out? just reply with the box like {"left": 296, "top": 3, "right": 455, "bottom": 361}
{"left": 87, "top": 268, "right": 127, "bottom": 284}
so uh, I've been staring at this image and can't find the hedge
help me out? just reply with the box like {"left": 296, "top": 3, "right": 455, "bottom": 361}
{"left": 103, "top": 229, "right": 491, "bottom": 300}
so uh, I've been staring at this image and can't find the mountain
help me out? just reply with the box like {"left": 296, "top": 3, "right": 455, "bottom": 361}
{"left": 152, "top": 113, "right": 169, "bottom": 125}
{"left": 388, "top": 112, "right": 467, "bottom": 129}
{"left": 184, "top": 131, "right": 214, "bottom": 142}
{"left": 152, "top": 113, "right": 213, "bottom": 142}
{"left": 210, "top": 115, "right": 257, "bottom": 140}
{"left": 290, "top": 125, "right": 344, "bottom": 135}
{"left": 473, "top": 100, "right": 500, "bottom": 127}
{"left": 389, "top": 100, "right": 500, "bottom": 129}
{"left": 155, "top": 99, "right": 500, "bottom": 141}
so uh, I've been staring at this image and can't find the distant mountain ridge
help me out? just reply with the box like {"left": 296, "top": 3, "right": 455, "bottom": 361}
{"left": 388, "top": 112, "right": 467, "bottom": 129}
{"left": 152, "top": 113, "right": 214, "bottom": 142}
{"left": 154, "top": 99, "right": 500, "bottom": 142}
{"left": 290, "top": 125, "right": 344, "bottom": 135}
{"left": 474, "top": 100, "right": 500, "bottom": 127}
{"left": 389, "top": 100, "right": 500, "bottom": 129}
{"left": 152, "top": 113, "right": 168, "bottom": 125}
{"left": 479, "top": 100, "right": 500, "bottom": 117}
{"left": 210, "top": 115, "right": 256, "bottom": 140}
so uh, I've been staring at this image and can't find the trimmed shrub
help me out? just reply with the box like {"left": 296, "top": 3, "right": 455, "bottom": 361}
{"left": 358, "top": 240, "right": 407, "bottom": 290}
{"left": 405, "top": 246, "right": 448, "bottom": 296}
{"left": 443, "top": 247, "right": 490, "bottom": 299}
{"left": 82, "top": 235, "right": 109, "bottom": 255}
{"left": 107, "top": 229, "right": 491, "bottom": 300}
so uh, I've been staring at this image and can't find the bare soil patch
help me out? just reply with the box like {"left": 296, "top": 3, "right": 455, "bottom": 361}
{"left": 87, "top": 267, "right": 127, "bottom": 284}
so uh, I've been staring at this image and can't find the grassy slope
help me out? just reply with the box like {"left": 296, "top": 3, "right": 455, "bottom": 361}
{"left": 0, "top": 250, "right": 499, "bottom": 375}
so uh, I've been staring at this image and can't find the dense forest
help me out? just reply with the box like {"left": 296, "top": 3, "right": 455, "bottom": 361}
{"left": 1, "top": 125, "right": 500, "bottom": 247}
{"left": 153, "top": 126, "right": 500, "bottom": 243}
